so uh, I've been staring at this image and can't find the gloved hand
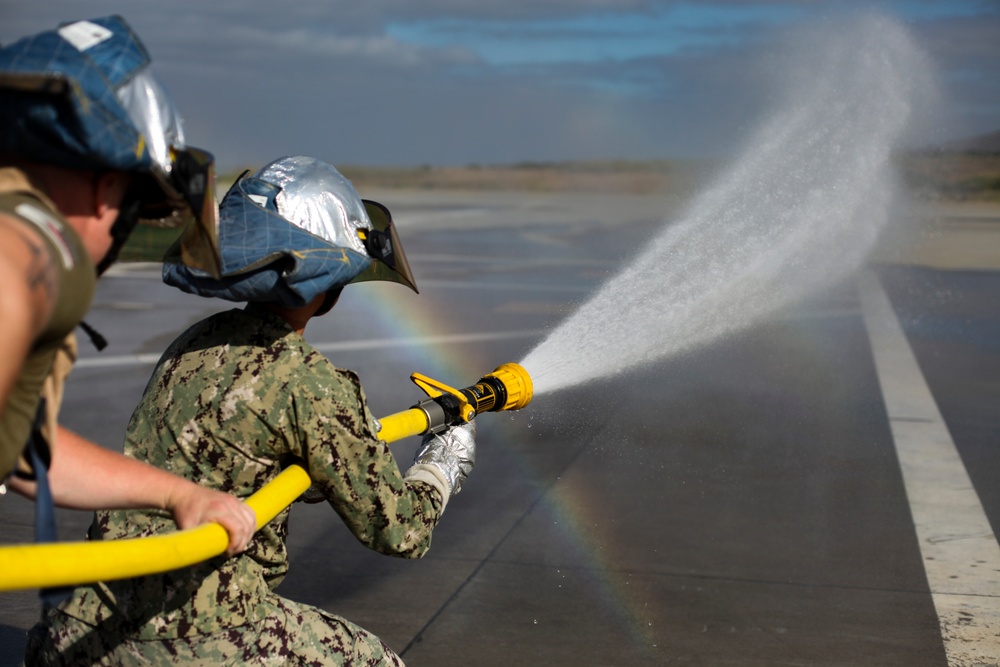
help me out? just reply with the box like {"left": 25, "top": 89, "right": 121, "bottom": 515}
{"left": 408, "top": 421, "right": 477, "bottom": 498}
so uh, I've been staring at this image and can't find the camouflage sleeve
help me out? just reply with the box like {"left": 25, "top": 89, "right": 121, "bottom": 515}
{"left": 292, "top": 356, "right": 444, "bottom": 558}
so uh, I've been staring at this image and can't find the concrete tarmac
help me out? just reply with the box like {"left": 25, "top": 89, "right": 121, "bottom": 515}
{"left": 1, "top": 191, "right": 998, "bottom": 666}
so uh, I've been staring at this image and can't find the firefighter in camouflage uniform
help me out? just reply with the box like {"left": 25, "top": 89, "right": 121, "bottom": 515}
{"left": 26, "top": 156, "right": 476, "bottom": 665}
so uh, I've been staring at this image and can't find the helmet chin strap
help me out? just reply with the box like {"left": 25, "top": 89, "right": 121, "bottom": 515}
{"left": 314, "top": 286, "right": 344, "bottom": 317}
{"left": 95, "top": 189, "right": 142, "bottom": 276}
{"left": 85, "top": 193, "right": 142, "bottom": 352}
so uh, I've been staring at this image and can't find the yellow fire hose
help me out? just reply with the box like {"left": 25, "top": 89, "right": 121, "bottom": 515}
{"left": 0, "top": 363, "right": 531, "bottom": 593}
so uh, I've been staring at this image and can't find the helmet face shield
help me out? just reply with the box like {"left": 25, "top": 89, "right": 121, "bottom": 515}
{"left": 168, "top": 146, "right": 221, "bottom": 276}
{"left": 121, "top": 146, "right": 220, "bottom": 276}
{"left": 354, "top": 200, "right": 418, "bottom": 293}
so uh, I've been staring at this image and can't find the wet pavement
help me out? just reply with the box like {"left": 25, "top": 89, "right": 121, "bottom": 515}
{"left": 1, "top": 191, "right": 998, "bottom": 665}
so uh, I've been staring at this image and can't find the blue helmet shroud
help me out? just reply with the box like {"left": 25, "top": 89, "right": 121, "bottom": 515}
{"left": 0, "top": 15, "right": 158, "bottom": 172}
{"left": 163, "top": 174, "right": 372, "bottom": 307}
{"left": 0, "top": 16, "right": 224, "bottom": 277}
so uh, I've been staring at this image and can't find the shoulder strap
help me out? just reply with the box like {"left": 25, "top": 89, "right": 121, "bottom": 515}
{"left": 24, "top": 399, "right": 73, "bottom": 609}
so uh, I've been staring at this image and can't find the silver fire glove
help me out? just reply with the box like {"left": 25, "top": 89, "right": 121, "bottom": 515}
{"left": 404, "top": 421, "right": 477, "bottom": 506}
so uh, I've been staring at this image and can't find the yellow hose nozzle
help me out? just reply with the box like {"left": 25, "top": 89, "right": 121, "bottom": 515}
{"left": 478, "top": 362, "right": 533, "bottom": 412}
{"left": 408, "top": 361, "right": 533, "bottom": 432}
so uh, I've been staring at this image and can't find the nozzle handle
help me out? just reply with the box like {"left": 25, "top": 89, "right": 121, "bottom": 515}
{"left": 411, "top": 373, "right": 476, "bottom": 422}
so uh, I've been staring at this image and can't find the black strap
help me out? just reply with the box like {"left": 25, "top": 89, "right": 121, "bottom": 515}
{"left": 95, "top": 188, "right": 142, "bottom": 276}
{"left": 25, "top": 399, "right": 73, "bottom": 609}
{"left": 78, "top": 320, "right": 108, "bottom": 351}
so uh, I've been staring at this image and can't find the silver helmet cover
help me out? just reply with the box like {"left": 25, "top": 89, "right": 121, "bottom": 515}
{"left": 256, "top": 156, "right": 370, "bottom": 258}
{"left": 115, "top": 65, "right": 185, "bottom": 177}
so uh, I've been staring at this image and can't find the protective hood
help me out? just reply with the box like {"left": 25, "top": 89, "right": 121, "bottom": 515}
{"left": 0, "top": 15, "right": 220, "bottom": 276}
{"left": 163, "top": 157, "right": 417, "bottom": 307}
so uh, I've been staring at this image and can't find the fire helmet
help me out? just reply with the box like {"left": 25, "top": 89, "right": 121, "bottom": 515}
{"left": 0, "top": 15, "right": 220, "bottom": 276}
{"left": 163, "top": 156, "right": 417, "bottom": 306}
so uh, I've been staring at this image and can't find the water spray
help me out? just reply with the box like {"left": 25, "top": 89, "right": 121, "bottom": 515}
{"left": 0, "top": 363, "right": 533, "bottom": 592}
{"left": 521, "top": 13, "right": 930, "bottom": 395}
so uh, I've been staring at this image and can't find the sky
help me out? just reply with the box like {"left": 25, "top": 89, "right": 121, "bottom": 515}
{"left": 0, "top": 0, "right": 997, "bottom": 169}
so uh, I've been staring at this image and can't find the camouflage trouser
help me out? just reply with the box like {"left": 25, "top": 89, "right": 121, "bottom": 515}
{"left": 24, "top": 594, "right": 405, "bottom": 666}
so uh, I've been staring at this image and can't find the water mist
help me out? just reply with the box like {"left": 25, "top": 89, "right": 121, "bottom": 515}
{"left": 520, "top": 14, "right": 930, "bottom": 395}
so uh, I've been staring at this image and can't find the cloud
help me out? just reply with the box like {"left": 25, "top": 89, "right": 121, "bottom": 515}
{"left": 1, "top": 0, "right": 996, "bottom": 166}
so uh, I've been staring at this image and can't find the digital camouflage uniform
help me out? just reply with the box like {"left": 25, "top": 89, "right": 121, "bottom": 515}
{"left": 26, "top": 305, "right": 445, "bottom": 666}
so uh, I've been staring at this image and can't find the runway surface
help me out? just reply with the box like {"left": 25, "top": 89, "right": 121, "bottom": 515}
{"left": 1, "top": 191, "right": 998, "bottom": 665}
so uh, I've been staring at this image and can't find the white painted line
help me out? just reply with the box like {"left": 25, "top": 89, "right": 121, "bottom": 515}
{"left": 409, "top": 253, "right": 614, "bottom": 268}
{"left": 419, "top": 279, "right": 590, "bottom": 293}
{"left": 858, "top": 270, "right": 1000, "bottom": 664}
{"left": 75, "top": 352, "right": 163, "bottom": 368}
{"left": 311, "top": 330, "right": 543, "bottom": 353}
{"left": 74, "top": 330, "right": 545, "bottom": 369}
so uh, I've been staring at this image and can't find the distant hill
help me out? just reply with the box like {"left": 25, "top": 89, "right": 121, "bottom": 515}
{"left": 222, "top": 160, "right": 716, "bottom": 195}
{"left": 220, "top": 146, "right": 1000, "bottom": 201}
{"left": 899, "top": 147, "right": 1000, "bottom": 202}
{"left": 936, "top": 130, "right": 1000, "bottom": 154}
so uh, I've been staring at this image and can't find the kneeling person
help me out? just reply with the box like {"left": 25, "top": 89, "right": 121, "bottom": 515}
{"left": 27, "top": 156, "right": 475, "bottom": 666}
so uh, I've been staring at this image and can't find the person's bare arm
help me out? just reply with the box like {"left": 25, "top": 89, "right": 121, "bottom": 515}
{"left": 0, "top": 216, "right": 57, "bottom": 411}
{"left": 7, "top": 426, "right": 256, "bottom": 556}
{"left": 1, "top": 217, "right": 255, "bottom": 556}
